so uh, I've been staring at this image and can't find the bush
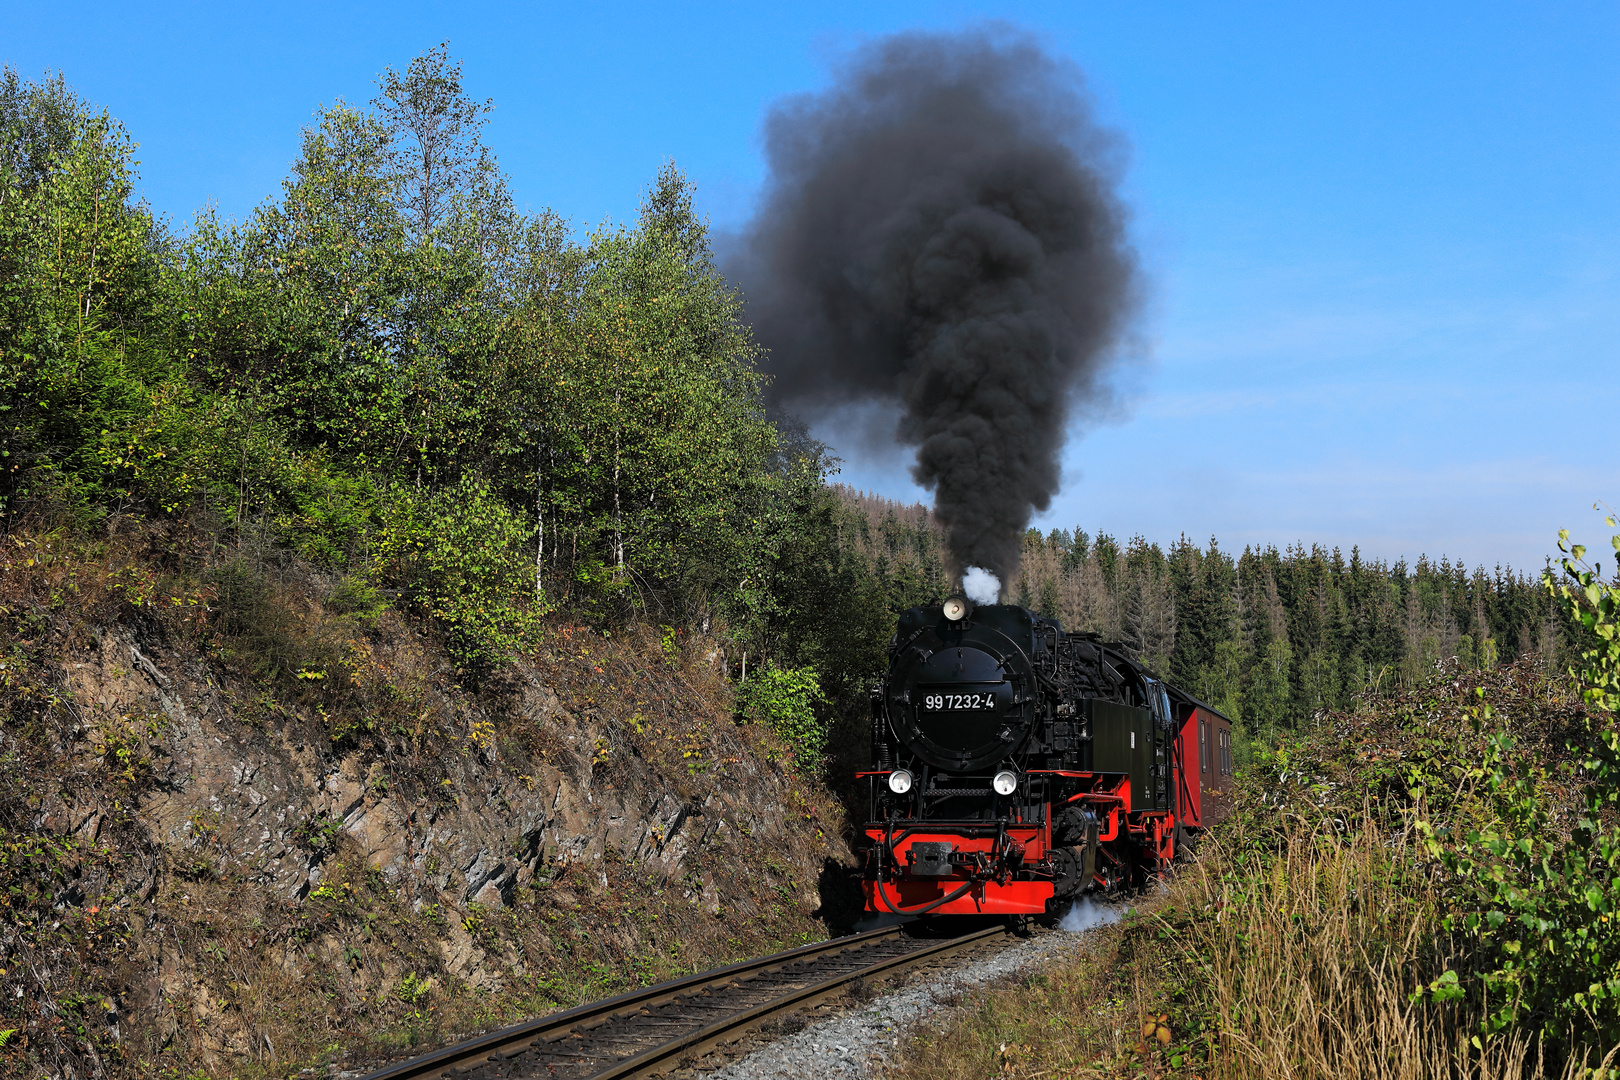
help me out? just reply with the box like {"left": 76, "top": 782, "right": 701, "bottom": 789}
{"left": 279, "top": 461, "right": 378, "bottom": 568}
{"left": 1415, "top": 516, "right": 1620, "bottom": 1050}
{"left": 328, "top": 574, "right": 388, "bottom": 625}
{"left": 736, "top": 662, "right": 827, "bottom": 768}
{"left": 373, "top": 477, "right": 541, "bottom": 672}
{"left": 206, "top": 558, "right": 304, "bottom": 678}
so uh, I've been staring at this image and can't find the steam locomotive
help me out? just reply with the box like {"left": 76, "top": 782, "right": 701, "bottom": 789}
{"left": 859, "top": 596, "right": 1233, "bottom": 917}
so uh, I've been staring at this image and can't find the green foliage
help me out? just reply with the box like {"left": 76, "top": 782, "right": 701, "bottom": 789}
{"left": 1411, "top": 515, "right": 1620, "bottom": 1050}
{"left": 0, "top": 56, "right": 868, "bottom": 693}
{"left": 1417, "top": 711, "right": 1620, "bottom": 1048}
{"left": 328, "top": 574, "right": 388, "bottom": 625}
{"left": 1552, "top": 513, "right": 1620, "bottom": 715}
{"left": 744, "top": 464, "right": 893, "bottom": 688}
{"left": 519, "top": 163, "right": 777, "bottom": 614}
{"left": 736, "top": 662, "right": 828, "bottom": 769}
{"left": 277, "top": 464, "right": 379, "bottom": 568}
{"left": 394, "top": 971, "right": 432, "bottom": 1006}
{"left": 0, "top": 66, "right": 177, "bottom": 515}
{"left": 374, "top": 477, "right": 540, "bottom": 670}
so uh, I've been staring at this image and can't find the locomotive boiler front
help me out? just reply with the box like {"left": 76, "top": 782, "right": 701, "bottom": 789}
{"left": 882, "top": 600, "right": 1038, "bottom": 772}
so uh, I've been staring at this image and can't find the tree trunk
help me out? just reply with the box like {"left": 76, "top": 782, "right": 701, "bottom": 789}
{"left": 613, "top": 391, "right": 624, "bottom": 575}
{"left": 535, "top": 440, "right": 545, "bottom": 602}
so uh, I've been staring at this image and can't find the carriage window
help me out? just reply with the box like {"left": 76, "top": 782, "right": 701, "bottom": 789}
{"left": 1200, "top": 719, "right": 1209, "bottom": 773}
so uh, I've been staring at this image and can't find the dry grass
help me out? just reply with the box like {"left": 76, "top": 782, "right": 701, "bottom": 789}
{"left": 887, "top": 818, "right": 1617, "bottom": 1080}
{"left": 1187, "top": 819, "right": 1615, "bottom": 1080}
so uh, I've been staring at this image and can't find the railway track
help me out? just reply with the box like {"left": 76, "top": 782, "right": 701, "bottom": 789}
{"left": 357, "top": 921, "right": 1016, "bottom": 1080}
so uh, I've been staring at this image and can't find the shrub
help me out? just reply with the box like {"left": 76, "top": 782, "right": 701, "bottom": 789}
{"left": 278, "top": 462, "right": 378, "bottom": 568}
{"left": 206, "top": 557, "right": 305, "bottom": 678}
{"left": 736, "top": 662, "right": 827, "bottom": 768}
{"left": 328, "top": 574, "right": 388, "bottom": 625}
{"left": 373, "top": 477, "right": 541, "bottom": 672}
{"left": 1416, "top": 515, "right": 1620, "bottom": 1050}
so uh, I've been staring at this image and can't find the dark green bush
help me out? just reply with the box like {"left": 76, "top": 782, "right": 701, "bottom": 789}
{"left": 328, "top": 574, "right": 388, "bottom": 626}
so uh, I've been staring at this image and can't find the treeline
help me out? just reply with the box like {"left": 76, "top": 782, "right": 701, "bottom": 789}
{"left": 829, "top": 489, "right": 1560, "bottom": 747}
{"left": 0, "top": 52, "right": 844, "bottom": 677}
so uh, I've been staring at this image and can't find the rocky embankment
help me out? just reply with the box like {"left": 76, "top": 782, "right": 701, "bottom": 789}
{"left": 0, "top": 532, "right": 852, "bottom": 1079}
{"left": 57, "top": 626, "right": 822, "bottom": 917}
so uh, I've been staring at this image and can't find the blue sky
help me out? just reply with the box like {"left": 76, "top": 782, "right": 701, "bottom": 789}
{"left": 5, "top": 1, "right": 1616, "bottom": 572}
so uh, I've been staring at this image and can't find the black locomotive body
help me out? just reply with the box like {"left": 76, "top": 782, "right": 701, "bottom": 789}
{"left": 859, "top": 597, "right": 1232, "bottom": 916}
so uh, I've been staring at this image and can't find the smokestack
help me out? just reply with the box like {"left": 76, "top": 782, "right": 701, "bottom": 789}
{"left": 733, "top": 27, "right": 1138, "bottom": 586}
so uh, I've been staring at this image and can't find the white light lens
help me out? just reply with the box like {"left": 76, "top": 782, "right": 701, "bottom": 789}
{"left": 942, "top": 597, "right": 967, "bottom": 621}
{"left": 887, "top": 769, "right": 913, "bottom": 794}
{"left": 992, "top": 770, "right": 1018, "bottom": 796}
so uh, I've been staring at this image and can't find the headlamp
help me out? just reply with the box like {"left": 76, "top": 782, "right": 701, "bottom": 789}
{"left": 992, "top": 769, "right": 1019, "bottom": 796}
{"left": 942, "top": 595, "right": 970, "bottom": 622}
{"left": 887, "top": 769, "right": 914, "bottom": 795}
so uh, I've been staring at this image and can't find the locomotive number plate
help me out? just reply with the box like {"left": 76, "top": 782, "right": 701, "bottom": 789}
{"left": 923, "top": 692, "right": 998, "bottom": 711}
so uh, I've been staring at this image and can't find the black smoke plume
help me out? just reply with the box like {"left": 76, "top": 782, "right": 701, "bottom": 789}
{"left": 733, "top": 28, "right": 1138, "bottom": 586}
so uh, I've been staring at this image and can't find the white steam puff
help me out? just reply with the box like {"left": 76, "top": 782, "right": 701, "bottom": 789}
{"left": 1058, "top": 897, "right": 1123, "bottom": 933}
{"left": 961, "top": 566, "right": 1001, "bottom": 605}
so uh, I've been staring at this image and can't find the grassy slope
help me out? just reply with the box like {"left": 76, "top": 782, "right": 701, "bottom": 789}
{"left": 886, "top": 661, "right": 1613, "bottom": 1080}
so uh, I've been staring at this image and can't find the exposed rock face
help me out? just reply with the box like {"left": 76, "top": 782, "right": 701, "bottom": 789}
{"left": 121, "top": 624, "right": 823, "bottom": 892}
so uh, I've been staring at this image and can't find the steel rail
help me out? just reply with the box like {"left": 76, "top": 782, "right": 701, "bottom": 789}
{"left": 578, "top": 922, "right": 1007, "bottom": 1080}
{"left": 355, "top": 922, "right": 1010, "bottom": 1080}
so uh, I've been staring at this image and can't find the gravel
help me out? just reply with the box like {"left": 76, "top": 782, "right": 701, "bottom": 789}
{"left": 701, "top": 902, "right": 1125, "bottom": 1080}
